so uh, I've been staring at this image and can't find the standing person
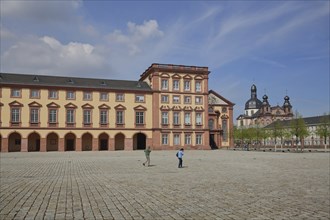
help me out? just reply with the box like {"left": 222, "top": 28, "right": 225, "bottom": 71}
{"left": 143, "top": 146, "right": 151, "bottom": 167}
{"left": 177, "top": 148, "right": 184, "bottom": 168}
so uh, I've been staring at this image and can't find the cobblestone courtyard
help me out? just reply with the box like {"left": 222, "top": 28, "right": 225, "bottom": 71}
{"left": 0, "top": 150, "right": 329, "bottom": 220}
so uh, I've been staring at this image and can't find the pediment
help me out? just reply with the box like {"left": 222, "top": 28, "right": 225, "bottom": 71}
{"left": 183, "top": 106, "right": 193, "bottom": 111}
{"left": 160, "top": 73, "right": 170, "bottom": 78}
{"left": 171, "top": 106, "right": 182, "bottom": 111}
{"left": 114, "top": 104, "right": 126, "bottom": 110}
{"left": 65, "top": 103, "right": 77, "bottom": 109}
{"left": 98, "top": 104, "right": 111, "bottom": 109}
{"left": 183, "top": 74, "right": 192, "bottom": 79}
{"left": 82, "top": 103, "right": 94, "bottom": 109}
{"left": 47, "top": 102, "right": 60, "bottom": 108}
{"left": 194, "top": 75, "right": 204, "bottom": 80}
{"left": 134, "top": 105, "right": 147, "bottom": 111}
{"left": 172, "top": 74, "right": 181, "bottom": 79}
{"left": 194, "top": 106, "right": 204, "bottom": 112}
{"left": 160, "top": 105, "right": 171, "bottom": 111}
{"left": 9, "top": 101, "right": 23, "bottom": 107}
{"left": 28, "top": 101, "right": 42, "bottom": 107}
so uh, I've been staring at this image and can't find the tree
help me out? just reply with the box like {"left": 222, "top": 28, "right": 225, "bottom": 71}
{"left": 271, "top": 120, "right": 282, "bottom": 151}
{"left": 315, "top": 114, "right": 330, "bottom": 151}
{"left": 290, "top": 112, "right": 309, "bottom": 152}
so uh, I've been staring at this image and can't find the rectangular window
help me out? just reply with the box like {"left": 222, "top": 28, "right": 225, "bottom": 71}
{"left": 161, "top": 95, "right": 169, "bottom": 103}
{"left": 173, "top": 80, "right": 179, "bottom": 91}
{"left": 30, "top": 109, "right": 39, "bottom": 123}
{"left": 100, "top": 92, "right": 108, "bottom": 101}
{"left": 173, "top": 112, "right": 180, "bottom": 125}
{"left": 185, "top": 134, "right": 191, "bottom": 145}
{"left": 135, "top": 95, "right": 145, "bottom": 102}
{"left": 116, "top": 93, "right": 124, "bottom": 101}
{"left": 162, "top": 112, "right": 169, "bottom": 125}
{"left": 66, "top": 109, "right": 74, "bottom": 123}
{"left": 49, "top": 90, "right": 58, "bottom": 99}
{"left": 184, "top": 113, "right": 191, "bottom": 125}
{"left": 116, "top": 111, "right": 124, "bottom": 124}
{"left": 83, "top": 92, "right": 92, "bottom": 100}
{"left": 184, "top": 96, "right": 191, "bottom": 104}
{"left": 196, "top": 134, "right": 203, "bottom": 145}
{"left": 100, "top": 110, "right": 108, "bottom": 124}
{"left": 174, "top": 134, "right": 180, "bottom": 145}
{"left": 173, "top": 95, "right": 180, "bottom": 104}
{"left": 136, "top": 112, "right": 144, "bottom": 124}
{"left": 222, "top": 120, "right": 228, "bottom": 142}
{"left": 83, "top": 110, "right": 91, "bottom": 124}
{"left": 195, "top": 81, "right": 202, "bottom": 92}
{"left": 184, "top": 81, "right": 190, "bottom": 91}
{"left": 11, "top": 108, "right": 20, "bottom": 123}
{"left": 66, "top": 91, "right": 75, "bottom": 100}
{"left": 196, "top": 113, "right": 202, "bottom": 125}
{"left": 195, "top": 96, "right": 203, "bottom": 104}
{"left": 49, "top": 109, "right": 57, "bottom": 123}
{"left": 11, "top": 89, "right": 21, "bottom": 97}
{"left": 30, "top": 89, "right": 40, "bottom": 98}
{"left": 161, "top": 79, "right": 168, "bottom": 90}
{"left": 162, "top": 134, "right": 168, "bottom": 145}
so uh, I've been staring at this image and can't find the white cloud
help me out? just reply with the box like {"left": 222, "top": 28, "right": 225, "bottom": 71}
{"left": 106, "top": 20, "right": 163, "bottom": 55}
{"left": 1, "top": 36, "right": 108, "bottom": 76}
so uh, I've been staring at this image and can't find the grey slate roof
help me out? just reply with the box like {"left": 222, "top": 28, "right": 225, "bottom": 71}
{"left": 0, "top": 73, "right": 152, "bottom": 92}
{"left": 264, "top": 115, "right": 330, "bottom": 128}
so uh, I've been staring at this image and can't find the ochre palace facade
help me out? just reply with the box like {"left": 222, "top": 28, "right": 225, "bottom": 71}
{"left": 0, "top": 63, "right": 234, "bottom": 152}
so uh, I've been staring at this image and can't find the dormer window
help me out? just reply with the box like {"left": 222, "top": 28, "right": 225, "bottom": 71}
{"left": 33, "top": 76, "right": 39, "bottom": 82}
{"left": 67, "top": 79, "right": 74, "bottom": 84}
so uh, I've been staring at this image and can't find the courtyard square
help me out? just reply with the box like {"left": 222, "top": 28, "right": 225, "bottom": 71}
{"left": 0, "top": 150, "right": 329, "bottom": 220}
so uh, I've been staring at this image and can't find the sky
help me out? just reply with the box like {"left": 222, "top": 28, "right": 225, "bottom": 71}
{"left": 1, "top": 0, "right": 329, "bottom": 122}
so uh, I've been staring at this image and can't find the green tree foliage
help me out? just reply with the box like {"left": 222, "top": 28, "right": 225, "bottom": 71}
{"left": 290, "top": 112, "right": 309, "bottom": 151}
{"left": 315, "top": 114, "right": 330, "bottom": 149}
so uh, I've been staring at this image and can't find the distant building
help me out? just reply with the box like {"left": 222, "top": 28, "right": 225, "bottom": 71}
{"left": 236, "top": 84, "right": 293, "bottom": 128}
{"left": 0, "top": 63, "right": 234, "bottom": 152}
{"left": 264, "top": 115, "right": 330, "bottom": 148}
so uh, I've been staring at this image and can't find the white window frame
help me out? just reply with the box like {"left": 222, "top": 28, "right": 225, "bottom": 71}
{"left": 49, "top": 90, "right": 58, "bottom": 99}
{"left": 184, "top": 81, "right": 190, "bottom": 91}
{"left": 195, "top": 81, "right": 202, "bottom": 92}
{"left": 184, "top": 113, "right": 191, "bottom": 125}
{"left": 196, "top": 113, "right": 202, "bottom": 125}
{"left": 173, "top": 95, "right": 180, "bottom": 104}
{"left": 185, "top": 134, "right": 191, "bottom": 145}
{"left": 135, "top": 95, "right": 145, "bottom": 102}
{"left": 173, "top": 80, "right": 180, "bottom": 91}
{"left": 30, "top": 108, "right": 39, "bottom": 123}
{"left": 66, "top": 91, "right": 75, "bottom": 100}
{"left": 136, "top": 112, "right": 144, "bottom": 125}
{"left": 161, "top": 79, "right": 168, "bottom": 90}
{"left": 49, "top": 109, "right": 57, "bottom": 123}
{"left": 173, "top": 112, "right": 180, "bottom": 125}
{"left": 162, "top": 112, "right": 169, "bottom": 125}
{"left": 196, "top": 134, "right": 203, "bottom": 145}
{"left": 162, "top": 134, "right": 168, "bottom": 145}
{"left": 100, "top": 92, "right": 108, "bottom": 101}
{"left": 83, "top": 110, "right": 91, "bottom": 124}
{"left": 11, "top": 89, "right": 21, "bottom": 97}
{"left": 174, "top": 134, "right": 180, "bottom": 145}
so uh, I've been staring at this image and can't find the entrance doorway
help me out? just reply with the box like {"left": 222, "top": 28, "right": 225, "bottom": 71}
{"left": 99, "top": 133, "right": 109, "bottom": 151}
{"left": 65, "top": 133, "right": 76, "bottom": 151}
{"left": 114, "top": 133, "right": 125, "bottom": 150}
{"left": 133, "top": 133, "right": 146, "bottom": 150}
{"left": 209, "top": 134, "right": 218, "bottom": 149}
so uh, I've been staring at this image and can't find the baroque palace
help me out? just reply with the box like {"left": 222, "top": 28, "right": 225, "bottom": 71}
{"left": 0, "top": 63, "right": 234, "bottom": 152}
{"left": 236, "top": 84, "right": 293, "bottom": 128}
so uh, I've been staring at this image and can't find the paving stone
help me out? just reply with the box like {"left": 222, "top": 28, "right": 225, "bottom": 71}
{"left": 0, "top": 151, "right": 329, "bottom": 219}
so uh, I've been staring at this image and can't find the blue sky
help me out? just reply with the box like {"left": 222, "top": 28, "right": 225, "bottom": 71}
{"left": 1, "top": 1, "right": 329, "bottom": 121}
